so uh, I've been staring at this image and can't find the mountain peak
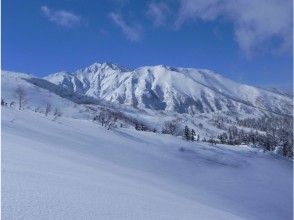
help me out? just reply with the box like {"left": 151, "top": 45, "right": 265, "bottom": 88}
{"left": 43, "top": 62, "right": 292, "bottom": 116}
{"left": 82, "top": 62, "right": 131, "bottom": 73}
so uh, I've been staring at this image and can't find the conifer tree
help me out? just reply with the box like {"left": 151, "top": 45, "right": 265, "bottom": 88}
{"left": 191, "top": 129, "right": 196, "bottom": 141}
{"left": 183, "top": 125, "right": 191, "bottom": 141}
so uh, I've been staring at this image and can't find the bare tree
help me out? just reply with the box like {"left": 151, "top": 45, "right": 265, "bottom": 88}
{"left": 162, "top": 120, "right": 179, "bottom": 135}
{"left": 106, "top": 118, "right": 117, "bottom": 130}
{"left": 93, "top": 108, "right": 117, "bottom": 130}
{"left": 15, "top": 86, "right": 27, "bottom": 110}
{"left": 45, "top": 103, "right": 52, "bottom": 116}
{"left": 52, "top": 108, "right": 62, "bottom": 121}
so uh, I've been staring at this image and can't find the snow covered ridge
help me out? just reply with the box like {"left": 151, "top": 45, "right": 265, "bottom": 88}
{"left": 44, "top": 62, "right": 292, "bottom": 116}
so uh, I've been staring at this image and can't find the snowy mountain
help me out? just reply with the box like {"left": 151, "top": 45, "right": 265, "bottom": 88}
{"left": 2, "top": 63, "right": 293, "bottom": 143}
{"left": 45, "top": 62, "right": 292, "bottom": 116}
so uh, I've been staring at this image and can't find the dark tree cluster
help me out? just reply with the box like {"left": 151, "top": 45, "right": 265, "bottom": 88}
{"left": 216, "top": 115, "right": 293, "bottom": 158}
{"left": 135, "top": 122, "right": 149, "bottom": 131}
{"left": 217, "top": 127, "right": 258, "bottom": 145}
{"left": 183, "top": 125, "right": 198, "bottom": 141}
{"left": 1, "top": 98, "right": 8, "bottom": 106}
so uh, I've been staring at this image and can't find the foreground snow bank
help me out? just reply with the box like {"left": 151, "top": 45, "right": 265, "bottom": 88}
{"left": 2, "top": 108, "right": 293, "bottom": 220}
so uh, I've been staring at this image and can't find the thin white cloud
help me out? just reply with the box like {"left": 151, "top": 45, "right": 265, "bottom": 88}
{"left": 147, "top": 2, "right": 170, "bottom": 27}
{"left": 109, "top": 12, "right": 142, "bottom": 41}
{"left": 175, "top": 0, "right": 293, "bottom": 56}
{"left": 41, "top": 5, "right": 81, "bottom": 28}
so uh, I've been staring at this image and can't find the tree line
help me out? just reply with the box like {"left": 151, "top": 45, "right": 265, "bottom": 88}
{"left": 216, "top": 115, "right": 293, "bottom": 157}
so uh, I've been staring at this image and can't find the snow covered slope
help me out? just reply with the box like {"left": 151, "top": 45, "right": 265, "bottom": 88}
{"left": 2, "top": 108, "right": 293, "bottom": 220}
{"left": 45, "top": 63, "right": 292, "bottom": 116}
{"left": 1, "top": 71, "right": 91, "bottom": 119}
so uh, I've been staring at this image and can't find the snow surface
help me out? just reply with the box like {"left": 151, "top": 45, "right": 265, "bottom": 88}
{"left": 2, "top": 108, "right": 293, "bottom": 220}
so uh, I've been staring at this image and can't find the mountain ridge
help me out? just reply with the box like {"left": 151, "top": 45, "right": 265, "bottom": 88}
{"left": 1, "top": 66, "right": 293, "bottom": 154}
{"left": 41, "top": 62, "right": 292, "bottom": 117}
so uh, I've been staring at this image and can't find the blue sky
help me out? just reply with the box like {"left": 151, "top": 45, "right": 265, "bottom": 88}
{"left": 2, "top": 0, "right": 293, "bottom": 89}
